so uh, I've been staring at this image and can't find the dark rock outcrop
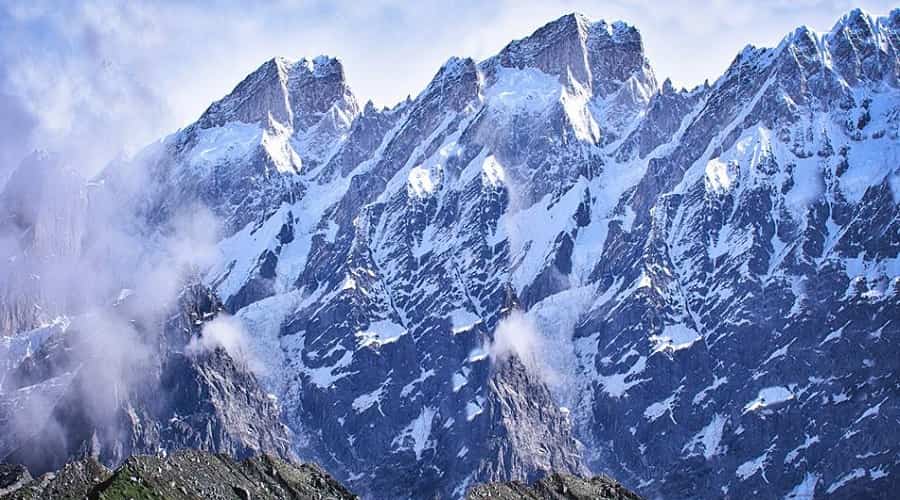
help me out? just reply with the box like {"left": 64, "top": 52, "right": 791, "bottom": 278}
{"left": 0, "top": 449, "right": 356, "bottom": 500}
{"left": 0, "top": 464, "right": 30, "bottom": 497}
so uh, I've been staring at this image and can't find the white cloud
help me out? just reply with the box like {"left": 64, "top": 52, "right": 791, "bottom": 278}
{"left": 488, "top": 311, "right": 559, "bottom": 385}
{"left": 186, "top": 314, "right": 263, "bottom": 375}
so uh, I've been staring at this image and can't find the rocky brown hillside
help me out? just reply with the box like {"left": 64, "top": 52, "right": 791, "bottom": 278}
{"left": 0, "top": 450, "right": 356, "bottom": 500}
{"left": 467, "top": 473, "right": 643, "bottom": 500}
{"left": 0, "top": 450, "right": 643, "bottom": 500}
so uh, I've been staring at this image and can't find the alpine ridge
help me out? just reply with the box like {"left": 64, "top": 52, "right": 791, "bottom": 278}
{"left": 1, "top": 8, "right": 899, "bottom": 500}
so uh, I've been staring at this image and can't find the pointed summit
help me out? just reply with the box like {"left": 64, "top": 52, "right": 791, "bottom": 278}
{"left": 484, "top": 13, "right": 656, "bottom": 98}
{"left": 887, "top": 7, "right": 900, "bottom": 28}
{"left": 829, "top": 7, "right": 876, "bottom": 35}
{"left": 197, "top": 55, "right": 358, "bottom": 132}
{"left": 287, "top": 56, "right": 358, "bottom": 131}
{"left": 825, "top": 8, "right": 897, "bottom": 85}
{"left": 415, "top": 56, "right": 480, "bottom": 112}
{"left": 197, "top": 57, "right": 293, "bottom": 129}
{"left": 584, "top": 18, "right": 656, "bottom": 97}
{"left": 490, "top": 13, "right": 593, "bottom": 90}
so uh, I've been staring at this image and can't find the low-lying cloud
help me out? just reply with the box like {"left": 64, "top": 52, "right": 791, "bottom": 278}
{"left": 186, "top": 314, "right": 262, "bottom": 375}
{"left": 488, "top": 310, "right": 560, "bottom": 386}
{"left": 0, "top": 150, "right": 227, "bottom": 470}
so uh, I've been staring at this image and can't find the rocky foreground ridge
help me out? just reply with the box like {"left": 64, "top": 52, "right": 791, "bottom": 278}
{"left": 0, "top": 450, "right": 355, "bottom": 500}
{"left": 0, "top": 449, "right": 641, "bottom": 500}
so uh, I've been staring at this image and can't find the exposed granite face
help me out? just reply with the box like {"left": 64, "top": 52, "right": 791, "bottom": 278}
{"left": 485, "top": 13, "right": 656, "bottom": 98}
{"left": 196, "top": 56, "right": 359, "bottom": 133}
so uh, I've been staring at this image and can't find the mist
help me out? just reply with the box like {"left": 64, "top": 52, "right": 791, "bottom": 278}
{"left": 0, "top": 168, "right": 227, "bottom": 468}
{"left": 488, "top": 311, "right": 561, "bottom": 387}
{"left": 187, "top": 314, "right": 263, "bottom": 376}
{"left": 0, "top": 93, "right": 228, "bottom": 474}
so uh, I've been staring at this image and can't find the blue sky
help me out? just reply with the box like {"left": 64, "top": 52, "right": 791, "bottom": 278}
{"left": 1, "top": 0, "right": 897, "bottom": 173}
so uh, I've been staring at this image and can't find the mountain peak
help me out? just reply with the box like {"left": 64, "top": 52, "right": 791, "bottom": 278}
{"left": 825, "top": 8, "right": 898, "bottom": 85}
{"left": 830, "top": 7, "right": 876, "bottom": 35}
{"left": 489, "top": 13, "right": 591, "bottom": 89}
{"left": 527, "top": 12, "right": 594, "bottom": 35}
{"left": 889, "top": 8, "right": 900, "bottom": 26}
{"left": 661, "top": 77, "right": 675, "bottom": 94}
{"left": 414, "top": 56, "right": 480, "bottom": 112}
{"left": 196, "top": 54, "right": 357, "bottom": 132}
{"left": 293, "top": 55, "right": 347, "bottom": 80}
{"left": 554, "top": 12, "right": 593, "bottom": 33}
{"left": 196, "top": 57, "right": 292, "bottom": 129}
{"left": 485, "top": 13, "right": 655, "bottom": 97}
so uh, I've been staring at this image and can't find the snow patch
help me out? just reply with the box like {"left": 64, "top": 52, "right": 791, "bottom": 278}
{"left": 449, "top": 309, "right": 480, "bottom": 334}
{"left": 356, "top": 319, "right": 407, "bottom": 348}
{"left": 392, "top": 407, "right": 436, "bottom": 459}
{"left": 466, "top": 396, "right": 485, "bottom": 421}
{"left": 598, "top": 355, "right": 648, "bottom": 398}
{"left": 705, "top": 158, "right": 735, "bottom": 192}
{"left": 870, "top": 467, "right": 889, "bottom": 480}
{"left": 744, "top": 386, "right": 794, "bottom": 413}
{"left": 484, "top": 67, "right": 560, "bottom": 113}
{"left": 854, "top": 397, "right": 887, "bottom": 424}
{"left": 736, "top": 445, "right": 773, "bottom": 481}
{"left": 785, "top": 434, "right": 820, "bottom": 465}
{"left": 352, "top": 384, "right": 387, "bottom": 413}
{"left": 467, "top": 346, "right": 488, "bottom": 363}
{"left": 682, "top": 414, "right": 727, "bottom": 459}
{"left": 408, "top": 165, "right": 437, "bottom": 198}
{"left": 452, "top": 367, "right": 470, "bottom": 392}
{"left": 644, "top": 389, "right": 680, "bottom": 423}
{"left": 763, "top": 339, "right": 795, "bottom": 365}
{"left": 693, "top": 376, "right": 728, "bottom": 405}
{"left": 304, "top": 349, "right": 354, "bottom": 389}
{"left": 400, "top": 369, "right": 435, "bottom": 398}
{"left": 188, "top": 122, "right": 262, "bottom": 171}
{"left": 785, "top": 473, "right": 819, "bottom": 499}
{"left": 826, "top": 468, "right": 866, "bottom": 494}
{"left": 650, "top": 324, "right": 701, "bottom": 353}
{"left": 481, "top": 155, "right": 506, "bottom": 187}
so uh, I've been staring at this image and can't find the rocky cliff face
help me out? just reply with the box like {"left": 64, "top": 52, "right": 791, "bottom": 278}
{"left": 1, "top": 8, "right": 899, "bottom": 500}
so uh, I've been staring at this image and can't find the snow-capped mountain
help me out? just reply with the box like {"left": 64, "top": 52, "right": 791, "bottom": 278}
{"left": 2, "top": 8, "right": 899, "bottom": 499}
